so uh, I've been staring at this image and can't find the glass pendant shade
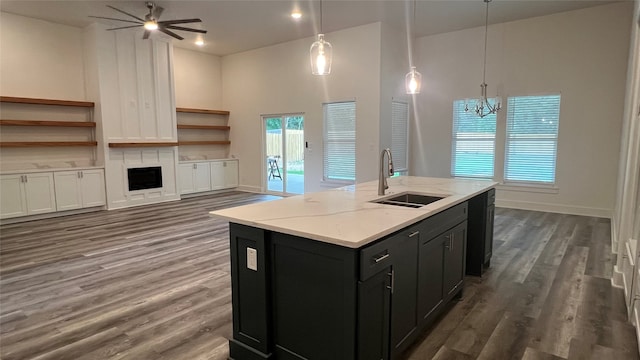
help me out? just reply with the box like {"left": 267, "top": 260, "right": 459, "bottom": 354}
{"left": 405, "top": 66, "right": 422, "bottom": 94}
{"left": 310, "top": 34, "right": 332, "bottom": 75}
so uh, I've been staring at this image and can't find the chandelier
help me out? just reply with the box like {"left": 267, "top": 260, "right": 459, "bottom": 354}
{"left": 466, "top": 0, "right": 501, "bottom": 118}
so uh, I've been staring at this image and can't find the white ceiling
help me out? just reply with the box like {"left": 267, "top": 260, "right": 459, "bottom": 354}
{"left": 0, "top": 0, "right": 624, "bottom": 56}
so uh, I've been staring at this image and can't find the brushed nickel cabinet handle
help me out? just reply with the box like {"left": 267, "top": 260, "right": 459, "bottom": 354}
{"left": 387, "top": 269, "right": 394, "bottom": 294}
{"left": 373, "top": 253, "right": 390, "bottom": 263}
{"left": 409, "top": 231, "right": 420, "bottom": 238}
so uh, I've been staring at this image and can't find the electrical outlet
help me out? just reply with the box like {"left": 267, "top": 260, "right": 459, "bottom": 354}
{"left": 247, "top": 247, "right": 257, "bottom": 271}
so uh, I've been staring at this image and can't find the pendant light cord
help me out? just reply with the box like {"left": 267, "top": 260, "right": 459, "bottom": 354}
{"left": 320, "top": 0, "right": 323, "bottom": 33}
{"left": 482, "top": 0, "right": 490, "bottom": 85}
{"left": 412, "top": 0, "right": 416, "bottom": 38}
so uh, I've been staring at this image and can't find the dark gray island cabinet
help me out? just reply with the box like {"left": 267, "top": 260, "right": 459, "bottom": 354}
{"left": 226, "top": 193, "right": 491, "bottom": 360}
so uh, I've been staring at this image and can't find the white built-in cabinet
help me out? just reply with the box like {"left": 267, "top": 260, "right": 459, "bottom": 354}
{"left": 0, "top": 173, "right": 56, "bottom": 218}
{"left": 179, "top": 159, "right": 238, "bottom": 195}
{"left": 221, "top": 159, "right": 239, "bottom": 189}
{"left": 1, "top": 169, "right": 106, "bottom": 220}
{"left": 179, "top": 162, "right": 211, "bottom": 194}
{"left": 54, "top": 169, "right": 106, "bottom": 211}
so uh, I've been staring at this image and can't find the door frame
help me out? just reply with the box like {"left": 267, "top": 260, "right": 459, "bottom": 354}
{"left": 261, "top": 113, "right": 305, "bottom": 195}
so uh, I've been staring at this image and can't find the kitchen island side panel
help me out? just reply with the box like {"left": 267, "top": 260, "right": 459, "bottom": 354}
{"left": 271, "top": 232, "right": 358, "bottom": 360}
{"left": 229, "top": 223, "right": 273, "bottom": 359}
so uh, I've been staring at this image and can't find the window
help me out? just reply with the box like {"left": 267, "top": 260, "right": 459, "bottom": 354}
{"left": 505, "top": 95, "right": 561, "bottom": 184}
{"left": 391, "top": 100, "right": 409, "bottom": 173}
{"left": 451, "top": 99, "right": 496, "bottom": 178}
{"left": 323, "top": 101, "right": 356, "bottom": 182}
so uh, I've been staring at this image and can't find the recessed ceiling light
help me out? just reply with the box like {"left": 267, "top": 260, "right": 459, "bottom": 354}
{"left": 291, "top": 12, "right": 302, "bottom": 19}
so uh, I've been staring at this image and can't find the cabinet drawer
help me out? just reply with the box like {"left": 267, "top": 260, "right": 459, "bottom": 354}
{"left": 359, "top": 226, "right": 421, "bottom": 281}
{"left": 419, "top": 202, "right": 468, "bottom": 241}
{"left": 360, "top": 237, "right": 395, "bottom": 281}
{"left": 487, "top": 188, "right": 495, "bottom": 206}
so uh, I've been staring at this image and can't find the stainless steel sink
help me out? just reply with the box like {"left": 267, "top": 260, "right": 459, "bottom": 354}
{"left": 371, "top": 193, "right": 444, "bottom": 208}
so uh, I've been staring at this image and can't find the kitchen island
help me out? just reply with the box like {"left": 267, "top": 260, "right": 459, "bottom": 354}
{"left": 210, "top": 176, "right": 497, "bottom": 360}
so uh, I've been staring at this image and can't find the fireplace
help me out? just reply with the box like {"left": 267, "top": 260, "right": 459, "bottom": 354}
{"left": 127, "top": 166, "right": 163, "bottom": 191}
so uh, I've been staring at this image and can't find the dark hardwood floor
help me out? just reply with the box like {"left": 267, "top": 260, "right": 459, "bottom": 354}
{"left": 0, "top": 192, "right": 637, "bottom": 359}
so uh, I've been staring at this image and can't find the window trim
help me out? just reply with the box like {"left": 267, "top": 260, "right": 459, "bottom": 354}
{"left": 451, "top": 98, "right": 497, "bottom": 179}
{"left": 322, "top": 100, "right": 356, "bottom": 184}
{"left": 504, "top": 94, "right": 561, "bottom": 185}
{"left": 391, "top": 99, "right": 410, "bottom": 173}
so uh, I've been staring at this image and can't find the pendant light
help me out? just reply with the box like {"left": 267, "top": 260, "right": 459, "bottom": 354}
{"left": 310, "top": 0, "right": 332, "bottom": 75}
{"left": 405, "top": 0, "right": 422, "bottom": 94}
{"left": 466, "top": 0, "right": 501, "bottom": 118}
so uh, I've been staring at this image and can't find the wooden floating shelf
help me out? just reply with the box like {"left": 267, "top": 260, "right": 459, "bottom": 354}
{"left": 177, "top": 124, "right": 230, "bottom": 130}
{"left": 176, "top": 107, "right": 230, "bottom": 115}
{"left": 0, "top": 141, "right": 98, "bottom": 147}
{"left": 1, "top": 96, "right": 94, "bottom": 108}
{"left": 178, "top": 141, "right": 231, "bottom": 146}
{"left": 108, "top": 142, "right": 179, "bottom": 148}
{"left": 0, "top": 120, "right": 96, "bottom": 127}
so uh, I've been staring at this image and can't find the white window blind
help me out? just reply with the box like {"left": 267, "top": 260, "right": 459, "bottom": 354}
{"left": 451, "top": 99, "right": 496, "bottom": 178}
{"left": 391, "top": 101, "right": 409, "bottom": 172}
{"left": 323, "top": 101, "right": 356, "bottom": 182}
{"left": 505, "top": 95, "right": 561, "bottom": 184}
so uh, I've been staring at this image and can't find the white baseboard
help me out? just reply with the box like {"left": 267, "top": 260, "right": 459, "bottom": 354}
{"left": 495, "top": 199, "right": 612, "bottom": 218}
{"left": 612, "top": 219, "right": 620, "bottom": 254}
{"left": 237, "top": 185, "right": 262, "bottom": 193}
{"left": 612, "top": 265, "right": 624, "bottom": 288}
{"left": 0, "top": 206, "right": 105, "bottom": 225}
{"left": 107, "top": 195, "right": 181, "bottom": 210}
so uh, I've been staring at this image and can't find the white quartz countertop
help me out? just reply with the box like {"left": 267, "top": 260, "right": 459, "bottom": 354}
{"left": 210, "top": 176, "right": 497, "bottom": 248}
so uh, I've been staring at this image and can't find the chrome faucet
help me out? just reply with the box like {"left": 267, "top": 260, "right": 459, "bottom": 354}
{"left": 378, "top": 148, "right": 394, "bottom": 195}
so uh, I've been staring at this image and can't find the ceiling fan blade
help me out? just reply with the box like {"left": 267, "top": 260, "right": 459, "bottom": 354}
{"left": 165, "top": 25, "right": 207, "bottom": 34}
{"left": 143, "top": 30, "right": 151, "bottom": 39}
{"left": 88, "top": 16, "right": 141, "bottom": 25}
{"left": 158, "top": 18, "right": 202, "bottom": 25}
{"left": 107, "top": 5, "right": 145, "bottom": 22}
{"left": 107, "top": 25, "right": 143, "bottom": 31}
{"left": 157, "top": 26, "right": 184, "bottom": 40}
{"left": 152, "top": 5, "right": 164, "bottom": 20}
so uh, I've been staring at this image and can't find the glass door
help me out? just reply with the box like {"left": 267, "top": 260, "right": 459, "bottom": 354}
{"left": 263, "top": 114, "right": 304, "bottom": 194}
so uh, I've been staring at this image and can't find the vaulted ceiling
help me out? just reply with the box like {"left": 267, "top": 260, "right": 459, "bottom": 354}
{"left": 0, "top": 0, "right": 624, "bottom": 56}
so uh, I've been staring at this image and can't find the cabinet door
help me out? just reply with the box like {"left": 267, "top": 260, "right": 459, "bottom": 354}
{"left": 484, "top": 205, "right": 494, "bottom": 265}
{"left": 210, "top": 161, "right": 225, "bottom": 190}
{"left": 443, "top": 222, "right": 467, "bottom": 297}
{"left": 194, "top": 162, "right": 211, "bottom": 192}
{"left": 418, "top": 232, "right": 444, "bottom": 321}
{"left": 54, "top": 171, "right": 82, "bottom": 211}
{"left": 0, "top": 175, "right": 27, "bottom": 219}
{"left": 224, "top": 160, "right": 239, "bottom": 188}
{"left": 358, "top": 267, "right": 391, "bottom": 360}
{"left": 24, "top": 172, "right": 56, "bottom": 215}
{"left": 390, "top": 229, "right": 419, "bottom": 357}
{"left": 80, "top": 170, "right": 106, "bottom": 207}
{"left": 178, "top": 163, "right": 195, "bottom": 194}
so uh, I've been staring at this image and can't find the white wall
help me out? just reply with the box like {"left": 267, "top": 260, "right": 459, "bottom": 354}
{"left": 222, "top": 23, "right": 383, "bottom": 193}
{"left": 173, "top": 47, "right": 223, "bottom": 109}
{"left": 0, "top": 12, "right": 86, "bottom": 100}
{"left": 379, "top": 23, "right": 411, "bottom": 158}
{"left": 412, "top": 2, "right": 633, "bottom": 217}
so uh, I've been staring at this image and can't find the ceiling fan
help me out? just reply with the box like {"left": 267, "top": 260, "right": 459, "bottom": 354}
{"left": 89, "top": 2, "right": 207, "bottom": 40}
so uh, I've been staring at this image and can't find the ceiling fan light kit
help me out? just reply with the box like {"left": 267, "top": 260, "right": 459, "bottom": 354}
{"left": 89, "top": 2, "right": 207, "bottom": 41}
